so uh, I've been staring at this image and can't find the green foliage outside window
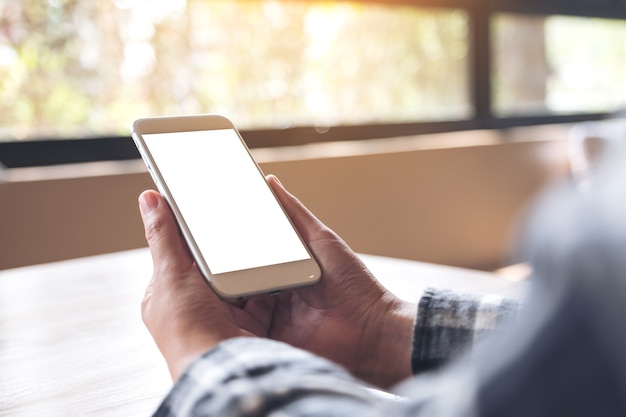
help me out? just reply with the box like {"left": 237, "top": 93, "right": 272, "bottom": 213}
{"left": 0, "top": 0, "right": 469, "bottom": 141}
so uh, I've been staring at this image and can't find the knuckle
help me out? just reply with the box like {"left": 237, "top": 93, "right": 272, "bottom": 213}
{"left": 144, "top": 216, "right": 167, "bottom": 245}
{"left": 310, "top": 226, "right": 342, "bottom": 247}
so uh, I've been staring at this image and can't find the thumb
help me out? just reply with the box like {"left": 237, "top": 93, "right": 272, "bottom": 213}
{"left": 266, "top": 174, "right": 335, "bottom": 243}
{"left": 138, "top": 190, "right": 194, "bottom": 275}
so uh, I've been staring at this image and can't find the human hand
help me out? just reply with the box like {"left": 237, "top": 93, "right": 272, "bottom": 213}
{"left": 139, "top": 176, "right": 416, "bottom": 388}
{"left": 138, "top": 190, "right": 257, "bottom": 380}
{"left": 235, "top": 176, "right": 417, "bottom": 388}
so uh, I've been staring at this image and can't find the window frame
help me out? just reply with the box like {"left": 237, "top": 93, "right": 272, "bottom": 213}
{"left": 2, "top": 0, "right": 625, "bottom": 168}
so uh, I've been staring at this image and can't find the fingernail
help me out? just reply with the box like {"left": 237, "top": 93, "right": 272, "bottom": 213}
{"left": 269, "top": 174, "right": 282, "bottom": 186}
{"left": 139, "top": 192, "right": 159, "bottom": 216}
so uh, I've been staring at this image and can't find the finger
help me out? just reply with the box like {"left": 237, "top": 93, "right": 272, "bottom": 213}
{"left": 242, "top": 296, "right": 276, "bottom": 330}
{"left": 228, "top": 296, "right": 275, "bottom": 337}
{"left": 266, "top": 174, "right": 334, "bottom": 243}
{"left": 138, "top": 190, "right": 194, "bottom": 275}
{"left": 267, "top": 175, "right": 376, "bottom": 294}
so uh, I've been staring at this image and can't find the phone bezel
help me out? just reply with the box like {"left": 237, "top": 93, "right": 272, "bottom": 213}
{"left": 131, "top": 114, "right": 321, "bottom": 300}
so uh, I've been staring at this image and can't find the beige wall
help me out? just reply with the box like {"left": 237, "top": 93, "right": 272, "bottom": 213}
{"left": 0, "top": 131, "right": 570, "bottom": 271}
{"left": 262, "top": 138, "right": 569, "bottom": 270}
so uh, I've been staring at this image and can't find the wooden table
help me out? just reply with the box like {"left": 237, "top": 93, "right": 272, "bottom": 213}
{"left": 0, "top": 249, "right": 527, "bottom": 416}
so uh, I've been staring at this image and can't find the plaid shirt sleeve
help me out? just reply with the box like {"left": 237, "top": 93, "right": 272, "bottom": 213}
{"left": 411, "top": 287, "right": 520, "bottom": 374}
{"left": 151, "top": 287, "right": 520, "bottom": 417}
{"left": 152, "top": 337, "right": 394, "bottom": 417}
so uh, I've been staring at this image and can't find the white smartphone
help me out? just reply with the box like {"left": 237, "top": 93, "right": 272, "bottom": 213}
{"left": 131, "top": 114, "right": 321, "bottom": 300}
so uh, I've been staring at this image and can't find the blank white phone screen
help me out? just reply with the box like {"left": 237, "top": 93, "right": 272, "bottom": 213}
{"left": 143, "top": 129, "right": 310, "bottom": 274}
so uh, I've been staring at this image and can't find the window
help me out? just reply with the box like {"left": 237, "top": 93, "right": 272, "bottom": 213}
{"left": 0, "top": 1, "right": 468, "bottom": 141}
{"left": 1, "top": 0, "right": 626, "bottom": 167}
{"left": 493, "top": 13, "right": 626, "bottom": 117}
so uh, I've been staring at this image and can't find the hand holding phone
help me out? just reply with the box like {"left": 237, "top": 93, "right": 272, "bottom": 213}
{"left": 139, "top": 174, "right": 415, "bottom": 387}
{"left": 131, "top": 114, "right": 321, "bottom": 299}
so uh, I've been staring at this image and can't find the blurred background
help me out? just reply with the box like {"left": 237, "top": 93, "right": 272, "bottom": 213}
{"left": 1, "top": 0, "right": 625, "bottom": 272}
